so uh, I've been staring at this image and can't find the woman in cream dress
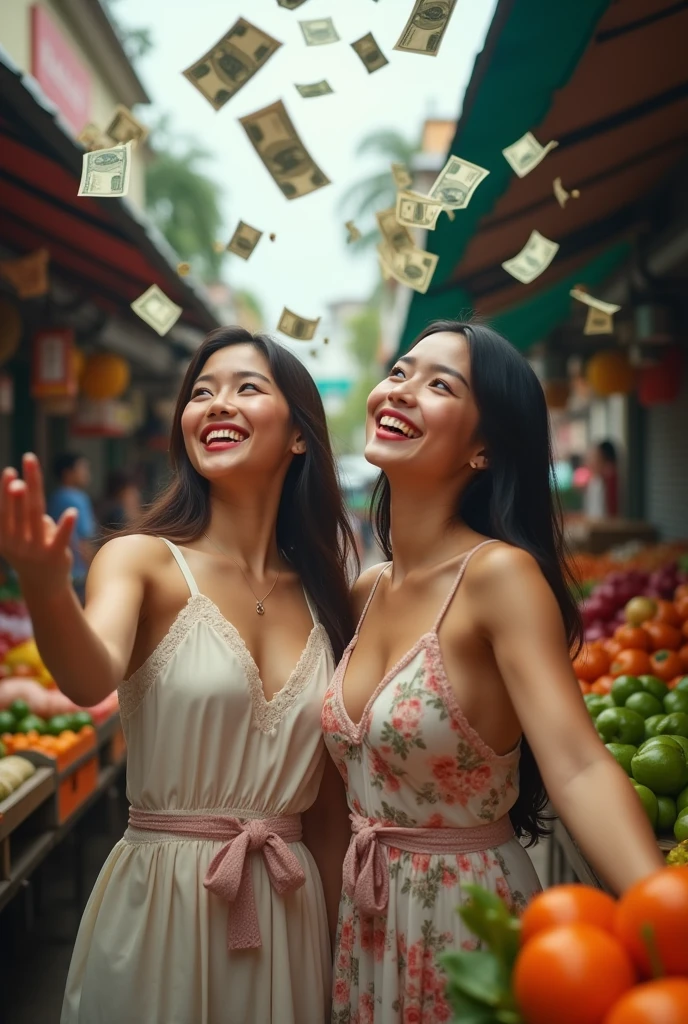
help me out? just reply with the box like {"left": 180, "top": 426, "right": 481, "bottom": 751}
{"left": 0, "top": 327, "right": 356, "bottom": 1024}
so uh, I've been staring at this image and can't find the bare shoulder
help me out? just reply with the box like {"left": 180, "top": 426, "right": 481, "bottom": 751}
{"left": 90, "top": 534, "right": 168, "bottom": 578}
{"left": 466, "top": 541, "right": 542, "bottom": 588}
{"left": 351, "top": 561, "right": 389, "bottom": 618}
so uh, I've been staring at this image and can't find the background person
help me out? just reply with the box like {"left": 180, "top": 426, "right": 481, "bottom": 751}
{"left": 47, "top": 452, "right": 97, "bottom": 602}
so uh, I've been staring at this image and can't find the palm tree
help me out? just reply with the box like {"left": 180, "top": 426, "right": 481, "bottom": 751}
{"left": 340, "top": 129, "right": 420, "bottom": 249}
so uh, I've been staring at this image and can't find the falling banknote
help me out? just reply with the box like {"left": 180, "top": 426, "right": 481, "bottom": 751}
{"left": 105, "top": 105, "right": 149, "bottom": 145}
{"left": 299, "top": 18, "right": 340, "bottom": 45}
{"left": 377, "top": 243, "right": 438, "bottom": 294}
{"left": 351, "top": 33, "right": 388, "bottom": 73}
{"left": 502, "top": 132, "right": 559, "bottom": 178}
{"left": 376, "top": 207, "right": 414, "bottom": 252}
{"left": 569, "top": 289, "right": 621, "bottom": 317}
{"left": 584, "top": 308, "right": 614, "bottom": 336}
{"left": 278, "top": 308, "right": 320, "bottom": 340}
{"left": 501, "top": 230, "right": 559, "bottom": 284}
{"left": 553, "top": 177, "right": 580, "bottom": 209}
{"left": 345, "top": 221, "right": 362, "bottom": 243}
{"left": 391, "top": 162, "right": 413, "bottom": 190}
{"left": 396, "top": 190, "right": 443, "bottom": 230}
{"left": 239, "top": 100, "right": 330, "bottom": 200}
{"left": 131, "top": 284, "right": 182, "bottom": 336}
{"left": 183, "top": 19, "right": 282, "bottom": 111}
{"left": 295, "top": 80, "right": 333, "bottom": 98}
{"left": 227, "top": 221, "right": 263, "bottom": 260}
{"left": 277, "top": 0, "right": 310, "bottom": 8}
{"left": 78, "top": 142, "right": 132, "bottom": 198}
{"left": 77, "top": 123, "right": 112, "bottom": 152}
{"left": 394, "top": 0, "right": 458, "bottom": 56}
{"left": 428, "top": 155, "right": 489, "bottom": 210}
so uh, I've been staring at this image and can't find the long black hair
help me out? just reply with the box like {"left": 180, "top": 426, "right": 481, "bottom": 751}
{"left": 129, "top": 326, "right": 358, "bottom": 661}
{"left": 371, "top": 320, "right": 582, "bottom": 844}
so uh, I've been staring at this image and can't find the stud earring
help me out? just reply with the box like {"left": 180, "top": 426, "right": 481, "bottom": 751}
{"left": 470, "top": 460, "right": 477, "bottom": 469}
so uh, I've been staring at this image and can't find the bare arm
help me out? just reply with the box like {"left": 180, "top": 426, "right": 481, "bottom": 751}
{"left": 0, "top": 455, "right": 144, "bottom": 706}
{"left": 302, "top": 754, "right": 351, "bottom": 944}
{"left": 473, "top": 544, "right": 664, "bottom": 893}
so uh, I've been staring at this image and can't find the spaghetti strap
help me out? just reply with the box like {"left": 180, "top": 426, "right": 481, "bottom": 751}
{"left": 432, "top": 539, "right": 499, "bottom": 633}
{"left": 353, "top": 564, "right": 391, "bottom": 637}
{"left": 302, "top": 587, "right": 318, "bottom": 626}
{"left": 160, "top": 538, "right": 200, "bottom": 597}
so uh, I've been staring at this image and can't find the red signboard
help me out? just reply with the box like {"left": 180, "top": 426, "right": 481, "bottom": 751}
{"left": 31, "top": 328, "right": 77, "bottom": 399}
{"left": 31, "top": 5, "right": 91, "bottom": 134}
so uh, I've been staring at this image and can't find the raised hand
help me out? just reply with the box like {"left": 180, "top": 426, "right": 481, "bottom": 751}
{"left": 0, "top": 453, "right": 77, "bottom": 594}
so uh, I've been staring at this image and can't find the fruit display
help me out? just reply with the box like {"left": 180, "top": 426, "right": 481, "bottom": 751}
{"left": 0, "top": 698, "right": 97, "bottom": 769}
{"left": 570, "top": 544, "right": 688, "bottom": 592}
{"left": 442, "top": 869, "right": 688, "bottom": 1024}
{"left": 0, "top": 753, "right": 37, "bottom": 801}
{"left": 0, "top": 677, "right": 119, "bottom": 724}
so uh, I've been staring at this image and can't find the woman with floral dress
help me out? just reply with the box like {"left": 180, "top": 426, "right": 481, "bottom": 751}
{"left": 322, "top": 321, "right": 664, "bottom": 1023}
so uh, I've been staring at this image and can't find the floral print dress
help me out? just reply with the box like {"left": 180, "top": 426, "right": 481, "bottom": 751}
{"left": 322, "top": 543, "right": 542, "bottom": 1024}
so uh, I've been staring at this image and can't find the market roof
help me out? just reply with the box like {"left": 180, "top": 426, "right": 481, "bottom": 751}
{"left": 398, "top": 0, "right": 688, "bottom": 355}
{"left": 0, "top": 46, "right": 219, "bottom": 336}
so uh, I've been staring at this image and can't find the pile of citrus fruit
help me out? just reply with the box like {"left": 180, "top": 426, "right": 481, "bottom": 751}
{"left": 513, "top": 869, "right": 688, "bottom": 1024}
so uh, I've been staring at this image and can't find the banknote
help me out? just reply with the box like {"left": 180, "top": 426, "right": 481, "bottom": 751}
{"left": 345, "top": 221, "right": 361, "bottom": 243}
{"left": 569, "top": 289, "right": 621, "bottom": 316}
{"left": 183, "top": 19, "right": 282, "bottom": 111}
{"left": 212, "top": 240, "right": 226, "bottom": 254}
{"left": 131, "top": 284, "right": 182, "bottom": 336}
{"left": 501, "top": 230, "right": 559, "bottom": 284}
{"left": 502, "top": 132, "right": 558, "bottom": 178}
{"left": 0, "top": 248, "right": 49, "bottom": 298}
{"left": 277, "top": 308, "right": 320, "bottom": 340}
{"left": 78, "top": 142, "right": 132, "bottom": 198}
{"left": 391, "top": 162, "right": 413, "bottom": 190}
{"left": 584, "top": 308, "right": 614, "bottom": 336}
{"left": 351, "top": 32, "right": 388, "bottom": 73}
{"left": 277, "top": 0, "right": 310, "bottom": 7}
{"left": 299, "top": 18, "right": 339, "bottom": 45}
{"left": 295, "top": 80, "right": 333, "bottom": 98}
{"left": 376, "top": 207, "right": 414, "bottom": 252}
{"left": 377, "top": 242, "right": 438, "bottom": 294}
{"left": 394, "top": 0, "right": 458, "bottom": 56}
{"left": 239, "top": 100, "right": 330, "bottom": 200}
{"left": 396, "top": 190, "right": 443, "bottom": 230}
{"left": 553, "top": 177, "right": 580, "bottom": 209}
{"left": 105, "top": 105, "right": 149, "bottom": 145}
{"left": 77, "top": 123, "right": 112, "bottom": 152}
{"left": 177, "top": 262, "right": 191, "bottom": 276}
{"left": 428, "top": 155, "right": 489, "bottom": 210}
{"left": 227, "top": 221, "right": 263, "bottom": 259}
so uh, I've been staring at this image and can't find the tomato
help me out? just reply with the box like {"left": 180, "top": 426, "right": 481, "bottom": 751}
{"left": 652, "top": 600, "right": 682, "bottom": 628}
{"left": 591, "top": 675, "right": 614, "bottom": 695}
{"left": 604, "top": 638, "right": 625, "bottom": 659}
{"left": 603, "top": 979, "right": 688, "bottom": 1024}
{"left": 649, "top": 650, "right": 685, "bottom": 683}
{"left": 520, "top": 885, "right": 616, "bottom": 944}
{"left": 578, "top": 679, "right": 592, "bottom": 695}
{"left": 614, "top": 866, "right": 688, "bottom": 977}
{"left": 678, "top": 644, "right": 688, "bottom": 672}
{"left": 614, "top": 626, "right": 651, "bottom": 651}
{"left": 674, "top": 596, "right": 688, "bottom": 622}
{"left": 644, "top": 621, "right": 682, "bottom": 652}
{"left": 610, "top": 649, "right": 652, "bottom": 679}
{"left": 573, "top": 645, "right": 611, "bottom": 683}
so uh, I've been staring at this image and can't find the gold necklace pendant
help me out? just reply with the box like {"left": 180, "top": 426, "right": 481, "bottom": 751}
{"left": 256, "top": 601, "right": 265, "bottom": 615}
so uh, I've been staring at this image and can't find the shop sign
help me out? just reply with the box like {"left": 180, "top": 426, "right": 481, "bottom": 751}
{"left": 71, "top": 399, "right": 136, "bottom": 437}
{"left": 31, "top": 328, "right": 77, "bottom": 399}
{"left": 31, "top": 5, "right": 92, "bottom": 134}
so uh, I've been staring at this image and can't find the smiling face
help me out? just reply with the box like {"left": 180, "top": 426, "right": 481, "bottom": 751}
{"left": 180, "top": 343, "right": 304, "bottom": 484}
{"left": 365, "top": 331, "right": 486, "bottom": 483}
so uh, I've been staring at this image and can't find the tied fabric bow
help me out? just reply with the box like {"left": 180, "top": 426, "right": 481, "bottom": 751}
{"left": 342, "top": 816, "right": 390, "bottom": 916}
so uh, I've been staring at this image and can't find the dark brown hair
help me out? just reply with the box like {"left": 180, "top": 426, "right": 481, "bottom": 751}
{"left": 372, "top": 320, "right": 582, "bottom": 845}
{"left": 130, "top": 326, "right": 357, "bottom": 660}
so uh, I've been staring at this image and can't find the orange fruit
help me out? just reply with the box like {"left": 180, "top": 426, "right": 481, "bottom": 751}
{"left": 610, "top": 649, "right": 652, "bottom": 678}
{"left": 514, "top": 923, "right": 635, "bottom": 1024}
{"left": 649, "top": 650, "right": 685, "bottom": 683}
{"left": 674, "top": 596, "right": 688, "bottom": 622}
{"left": 615, "top": 625, "right": 651, "bottom": 651}
{"left": 604, "top": 637, "right": 625, "bottom": 659}
{"left": 603, "top": 978, "right": 688, "bottom": 1024}
{"left": 591, "top": 675, "right": 614, "bottom": 695}
{"left": 678, "top": 645, "right": 688, "bottom": 672}
{"left": 614, "top": 866, "right": 688, "bottom": 977}
{"left": 573, "top": 645, "right": 611, "bottom": 683}
{"left": 653, "top": 600, "right": 682, "bottom": 628}
{"left": 645, "top": 621, "right": 682, "bottom": 652}
{"left": 520, "top": 885, "right": 616, "bottom": 944}
{"left": 578, "top": 679, "right": 592, "bottom": 695}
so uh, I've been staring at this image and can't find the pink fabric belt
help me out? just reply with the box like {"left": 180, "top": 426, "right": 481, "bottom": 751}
{"left": 127, "top": 808, "right": 305, "bottom": 951}
{"left": 343, "top": 813, "right": 515, "bottom": 917}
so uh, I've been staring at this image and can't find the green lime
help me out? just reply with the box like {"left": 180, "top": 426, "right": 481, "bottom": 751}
{"left": 664, "top": 691, "right": 688, "bottom": 716}
{"left": 584, "top": 694, "right": 611, "bottom": 719}
{"left": 0, "top": 710, "right": 16, "bottom": 734}
{"left": 676, "top": 785, "right": 688, "bottom": 815}
{"left": 638, "top": 675, "right": 669, "bottom": 702}
{"left": 605, "top": 743, "right": 637, "bottom": 775}
{"left": 674, "top": 677, "right": 688, "bottom": 693}
{"left": 631, "top": 782, "right": 658, "bottom": 828}
{"left": 9, "top": 700, "right": 30, "bottom": 722}
{"left": 596, "top": 708, "right": 646, "bottom": 746}
{"left": 612, "top": 675, "right": 643, "bottom": 707}
{"left": 632, "top": 743, "right": 688, "bottom": 796}
{"left": 46, "top": 714, "right": 73, "bottom": 736}
{"left": 625, "top": 692, "right": 664, "bottom": 719}
{"left": 674, "top": 809, "right": 688, "bottom": 842}
{"left": 639, "top": 736, "right": 683, "bottom": 753}
{"left": 657, "top": 795, "right": 677, "bottom": 831}
{"left": 645, "top": 714, "right": 668, "bottom": 739}
{"left": 14, "top": 714, "right": 47, "bottom": 735}
{"left": 69, "top": 711, "right": 93, "bottom": 730}
{"left": 669, "top": 735, "right": 688, "bottom": 760}
{"left": 656, "top": 713, "right": 688, "bottom": 739}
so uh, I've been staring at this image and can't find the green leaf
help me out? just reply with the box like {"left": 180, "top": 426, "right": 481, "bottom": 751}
{"left": 444, "top": 986, "right": 508, "bottom": 1024}
{"left": 439, "top": 951, "right": 503, "bottom": 1007}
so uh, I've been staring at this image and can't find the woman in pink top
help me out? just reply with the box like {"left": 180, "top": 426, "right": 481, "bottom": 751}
{"left": 322, "top": 320, "right": 663, "bottom": 1023}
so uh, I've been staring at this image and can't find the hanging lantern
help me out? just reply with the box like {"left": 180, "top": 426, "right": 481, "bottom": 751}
{"left": 543, "top": 379, "right": 570, "bottom": 410}
{"left": 81, "top": 353, "right": 130, "bottom": 401}
{"left": 585, "top": 350, "right": 635, "bottom": 396}
{"left": 0, "top": 299, "right": 21, "bottom": 365}
{"left": 638, "top": 346, "right": 684, "bottom": 407}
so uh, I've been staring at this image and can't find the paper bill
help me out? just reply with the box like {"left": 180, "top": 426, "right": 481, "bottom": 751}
{"left": 345, "top": 221, "right": 362, "bottom": 244}
{"left": 277, "top": 0, "right": 309, "bottom": 7}
{"left": 396, "top": 190, "right": 443, "bottom": 230}
{"left": 569, "top": 289, "right": 621, "bottom": 316}
{"left": 391, "top": 162, "right": 413, "bottom": 190}
{"left": 428, "top": 155, "right": 489, "bottom": 210}
{"left": 584, "top": 308, "right": 614, "bottom": 336}
{"left": 278, "top": 308, "right": 320, "bottom": 341}
{"left": 177, "top": 262, "right": 191, "bottom": 276}
{"left": 0, "top": 249, "right": 49, "bottom": 298}
{"left": 377, "top": 243, "right": 438, "bottom": 294}
{"left": 376, "top": 208, "right": 414, "bottom": 252}
{"left": 212, "top": 240, "right": 226, "bottom": 254}
{"left": 502, "top": 132, "right": 559, "bottom": 178}
{"left": 394, "top": 0, "right": 458, "bottom": 56}
{"left": 299, "top": 18, "right": 339, "bottom": 45}
{"left": 351, "top": 32, "right": 388, "bottom": 73}
{"left": 131, "top": 285, "right": 182, "bottom": 336}
{"left": 553, "top": 177, "right": 580, "bottom": 209}
{"left": 239, "top": 100, "right": 330, "bottom": 200}
{"left": 227, "top": 221, "right": 263, "bottom": 260}
{"left": 77, "top": 142, "right": 132, "bottom": 198}
{"left": 183, "top": 19, "right": 282, "bottom": 111}
{"left": 105, "top": 105, "right": 149, "bottom": 145}
{"left": 501, "top": 230, "right": 559, "bottom": 284}
{"left": 77, "top": 123, "right": 112, "bottom": 152}
{"left": 295, "top": 80, "right": 333, "bottom": 98}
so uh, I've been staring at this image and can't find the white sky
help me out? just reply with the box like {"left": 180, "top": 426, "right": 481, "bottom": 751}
{"left": 118, "top": 0, "right": 497, "bottom": 334}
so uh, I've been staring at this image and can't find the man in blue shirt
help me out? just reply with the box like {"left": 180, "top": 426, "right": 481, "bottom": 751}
{"left": 47, "top": 452, "right": 97, "bottom": 602}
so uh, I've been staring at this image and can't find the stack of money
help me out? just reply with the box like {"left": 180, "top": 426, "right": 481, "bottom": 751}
{"left": 394, "top": 0, "right": 458, "bottom": 56}
{"left": 78, "top": 141, "right": 133, "bottom": 198}
{"left": 131, "top": 284, "right": 183, "bottom": 336}
{"left": 183, "top": 19, "right": 281, "bottom": 111}
{"left": 502, "top": 230, "right": 559, "bottom": 284}
{"left": 105, "top": 106, "right": 149, "bottom": 146}
{"left": 239, "top": 100, "right": 330, "bottom": 200}
{"left": 502, "top": 132, "right": 558, "bottom": 178}
{"left": 299, "top": 18, "right": 339, "bottom": 45}
{"left": 351, "top": 33, "right": 388, "bottom": 73}
{"left": 278, "top": 308, "right": 319, "bottom": 340}
{"left": 227, "top": 221, "right": 263, "bottom": 260}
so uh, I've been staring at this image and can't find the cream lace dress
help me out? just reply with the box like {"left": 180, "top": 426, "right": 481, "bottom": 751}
{"left": 61, "top": 539, "right": 335, "bottom": 1024}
